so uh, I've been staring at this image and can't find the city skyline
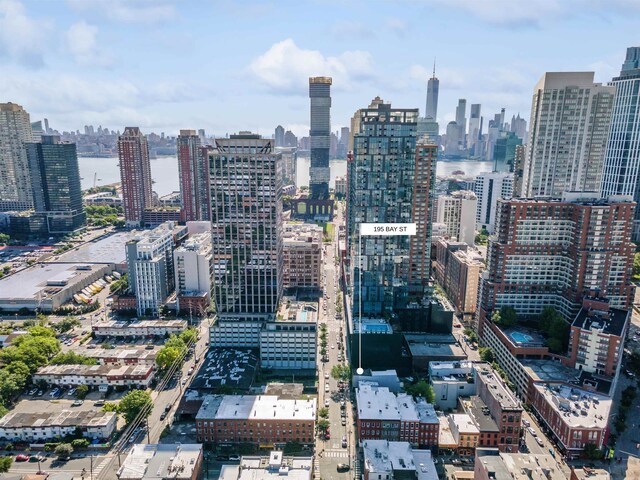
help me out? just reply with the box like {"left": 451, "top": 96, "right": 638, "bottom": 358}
{"left": 1, "top": 0, "right": 639, "bottom": 139}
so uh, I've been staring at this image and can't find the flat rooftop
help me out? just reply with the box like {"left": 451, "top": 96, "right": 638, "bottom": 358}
{"left": 533, "top": 383, "right": 611, "bottom": 430}
{"left": 0, "top": 409, "right": 115, "bottom": 429}
{"left": 450, "top": 414, "right": 479, "bottom": 435}
{"left": 461, "top": 396, "right": 499, "bottom": 433}
{"left": 75, "top": 345, "right": 161, "bottom": 362}
{"left": 35, "top": 363, "right": 152, "bottom": 378}
{"left": 502, "top": 327, "right": 547, "bottom": 348}
{"left": 118, "top": 444, "right": 202, "bottom": 480}
{"left": 275, "top": 300, "right": 318, "bottom": 323}
{"left": 357, "top": 384, "right": 401, "bottom": 421}
{"left": 0, "top": 262, "right": 105, "bottom": 301}
{"left": 475, "top": 364, "right": 521, "bottom": 410}
{"left": 196, "top": 395, "right": 315, "bottom": 421}
{"left": 362, "top": 440, "right": 437, "bottom": 480}
{"left": 189, "top": 348, "right": 258, "bottom": 391}
{"left": 219, "top": 452, "right": 313, "bottom": 480}
{"left": 51, "top": 232, "right": 129, "bottom": 264}
{"left": 93, "top": 319, "right": 188, "bottom": 329}
{"left": 438, "top": 416, "right": 456, "bottom": 448}
{"left": 573, "top": 305, "right": 628, "bottom": 337}
{"left": 354, "top": 319, "right": 393, "bottom": 334}
{"left": 405, "top": 334, "right": 467, "bottom": 359}
{"left": 475, "top": 449, "right": 563, "bottom": 479}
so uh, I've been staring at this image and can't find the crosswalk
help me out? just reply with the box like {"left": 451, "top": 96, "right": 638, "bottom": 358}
{"left": 93, "top": 457, "right": 111, "bottom": 478}
{"left": 323, "top": 449, "right": 350, "bottom": 458}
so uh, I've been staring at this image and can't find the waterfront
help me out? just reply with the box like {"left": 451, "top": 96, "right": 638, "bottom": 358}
{"left": 79, "top": 156, "right": 495, "bottom": 196}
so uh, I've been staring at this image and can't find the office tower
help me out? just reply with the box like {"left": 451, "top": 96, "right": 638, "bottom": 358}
{"left": 601, "top": 47, "right": 640, "bottom": 240}
{"left": 468, "top": 104, "right": 482, "bottom": 156}
{"left": 492, "top": 132, "right": 522, "bottom": 173}
{"left": 309, "top": 76, "right": 332, "bottom": 200}
{"left": 522, "top": 72, "right": 615, "bottom": 197}
{"left": 177, "top": 129, "right": 210, "bottom": 222}
{"left": 0, "top": 102, "right": 34, "bottom": 211}
{"left": 444, "top": 121, "right": 461, "bottom": 157}
{"left": 274, "top": 125, "right": 285, "bottom": 148}
{"left": 436, "top": 190, "right": 477, "bottom": 245}
{"left": 510, "top": 113, "right": 527, "bottom": 143}
{"left": 26, "top": 135, "right": 85, "bottom": 233}
{"left": 337, "top": 126, "right": 349, "bottom": 158}
{"left": 473, "top": 172, "right": 513, "bottom": 233}
{"left": 348, "top": 99, "right": 436, "bottom": 315}
{"left": 174, "top": 231, "right": 214, "bottom": 314}
{"left": 455, "top": 99, "right": 467, "bottom": 139}
{"left": 282, "top": 222, "right": 323, "bottom": 291}
{"left": 209, "top": 133, "right": 282, "bottom": 315}
{"left": 330, "top": 131, "right": 339, "bottom": 158}
{"left": 118, "top": 127, "right": 153, "bottom": 227}
{"left": 512, "top": 145, "right": 526, "bottom": 196}
{"left": 283, "top": 130, "right": 297, "bottom": 148}
{"left": 127, "top": 222, "right": 181, "bottom": 316}
{"left": 44, "top": 118, "right": 50, "bottom": 134}
{"left": 478, "top": 193, "right": 635, "bottom": 336}
{"left": 276, "top": 147, "right": 297, "bottom": 186}
{"left": 425, "top": 62, "right": 439, "bottom": 121}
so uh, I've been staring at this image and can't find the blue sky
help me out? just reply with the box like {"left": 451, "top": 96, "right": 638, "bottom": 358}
{"left": 1, "top": 0, "right": 639, "bottom": 138}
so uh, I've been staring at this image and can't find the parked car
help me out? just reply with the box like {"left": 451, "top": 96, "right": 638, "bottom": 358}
{"left": 528, "top": 427, "right": 536, "bottom": 436}
{"left": 72, "top": 400, "right": 84, "bottom": 406}
{"left": 522, "top": 419, "right": 530, "bottom": 428}
{"left": 160, "top": 412, "right": 167, "bottom": 421}
{"left": 49, "top": 388, "right": 60, "bottom": 398}
{"left": 341, "top": 418, "right": 346, "bottom": 426}
{"left": 16, "top": 454, "right": 30, "bottom": 462}
{"left": 336, "top": 464, "right": 350, "bottom": 472}
{"left": 341, "top": 436, "right": 347, "bottom": 448}
{"left": 229, "top": 455, "right": 240, "bottom": 461}
{"left": 536, "top": 437, "right": 544, "bottom": 446}
{"left": 67, "top": 388, "right": 77, "bottom": 396}
{"left": 325, "top": 399, "right": 330, "bottom": 407}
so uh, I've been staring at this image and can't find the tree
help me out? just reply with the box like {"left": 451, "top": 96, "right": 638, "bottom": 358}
{"left": 71, "top": 438, "right": 90, "bottom": 449}
{"left": 156, "top": 346, "right": 182, "bottom": 370}
{"left": 317, "top": 419, "right": 330, "bottom": 432}
{"left": 118, "top": 390, "right": 152, "bottom": 423}
{"left": 26, "top": 326, "right": 56, "bottom": 338}
{"left": 499, "top": 306, "right": 517, "bottom": 327}
{"left": 54, "top": 317, "right": 81, "bottom": 333}
{"left": 54, "top": 443, "right": 74, "bottom": 459}
{"left": 583, "top": 443, "right": 602, "bottom": 460}
{"left": 0, "top": 456, "right": 12, "bottom": 473}
{"left": 318, "top": 407, "right": 329, "bottom": 419}
{"left": 404, "top": 380, "right": 435, "bottom": 404}
{"left": 479, "top": 347, "right": 495, "bottom": 363}
{"left": 179, "top": 327, "right": 198, "bottom": 346}
{"left": 102, "top": 403, "right": 118, "bottom": 413}
{"left": 164, "top": 334, "right": 187, "bottom": 352}
{"left": 75, "top": 385, "right": 89, "bottom": 399}
{"left": 331, "top": 365, "right": 351, "bottom": 381}
{"left": 50, "top": 351, "right": 97, "bottom": 365}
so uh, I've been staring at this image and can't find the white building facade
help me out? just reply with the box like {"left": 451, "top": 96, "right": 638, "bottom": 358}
{"left": 436, "top": 190, "right": 477, "bottom": 245}
{"left": 473, "top": 172, "right": 513, "bottom": 233}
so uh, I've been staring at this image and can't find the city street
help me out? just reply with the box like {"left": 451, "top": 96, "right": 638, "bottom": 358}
{"left": 316, "top": 203, "right": 356, "bottom": 480}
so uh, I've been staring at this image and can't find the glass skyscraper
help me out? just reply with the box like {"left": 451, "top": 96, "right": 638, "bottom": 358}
{"left": 309, "top": 77, "right": 332, "bottom": 200}
{"left": 601, "top": 46, "right": 640, "bottom": 240}
{"left": 348, "top": 99, "right": 436, "bottom": 317}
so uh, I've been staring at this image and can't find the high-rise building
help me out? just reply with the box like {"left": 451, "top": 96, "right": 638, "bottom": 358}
{"left": 478, "top": 193, "right": 635, "bottom": 336}
{"left": 274, "top": 125, "right": 285, "bottom": 148}
{"left": 601, "top": 46, "right": 640, "bottom": 240}
{"left": 436, "top": 190, "right": 477, "bottom": 245}
{"left": 512, "top": 145, "right": 526, "bottom": 197}
{"left": 444, "top": 121, "right": 461, "bottom": 157}
{"left": 118, "top": 127, "right": 153, "bottom": 227}
{"left": 174, "top": 230, "right": 214, "bottom": 314}
{"left": 309, "top": 77, "right": 332, "bottom": 200}
{"left": 177, "top": 129, "right": 210, "bottom": 222}
{"left": 348, "top": 99, "right": 436, "bottom": 315}
{"left": 521, "top": 72, "right": 615, "bottom": 197}
{"left": 209, "top": 133, "right": 282, "bottom": 315}
{"left": 492, "top": 132, "right": 522, "bottom": 173}
{"left": 283, "top": 130, "right": 297, "bottom": 148}
{"left": 468, "top": 104, "right": 482, "bottom": 156}
{"left": 425, "top": 62, "right": 439, "bottom": 121}
{"left": 276, "top": 147, "right": 297, "bottom": 187}
{"left": 127, "top": 222, "right": 184, "bottom": 316}
{"left": 282, "top": 223, "right": 323, "bottom": 292}
{"left": 509, "top": 113, "right": 527, "bottom": 143}
{"left": 455, "top": 99, "right": 467, "bottom": 141}
{"left": 0, "top": 102, "right": 34, "bottom": 211}
{"left": 26, "top": 135, "right": 85, "bottom": 233}
{"left": 474, "top": 172, "right": 513, "bottom": 234}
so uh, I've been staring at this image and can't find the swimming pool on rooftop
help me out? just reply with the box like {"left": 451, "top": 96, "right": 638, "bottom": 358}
{"left": 510, "top": 331, "right": 534, "bottom": 345}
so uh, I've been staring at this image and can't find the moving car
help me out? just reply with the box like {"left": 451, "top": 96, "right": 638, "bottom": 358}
{"left": 341, "top": 436, "right": 347, "bottom": 448}
{"left": 229, "top": 455, "right": 240, "bottom": 461}
{"left": 536, "top": 437, "right": 544, "bottom": 446}
{"left": 528, "top": 427, "right": 536, "bottom": 436}
{"left": 15, "top": 454, "right": 30, "bottom": 462}
{"left": 336, "top": 464, "right": 350, "bottom": 472}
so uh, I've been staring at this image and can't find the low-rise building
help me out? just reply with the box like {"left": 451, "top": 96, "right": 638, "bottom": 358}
{"left": 356, "top": 384, "right": 439, "bottom": 448}
{"left": 118, "top": 444, "right": 203, "bottom": 480}
{"left": 362, "top": 440, "right": 437, "bottom": 480}
{"left": 460, "top": 396, "right": 500, "bottom": 450}
{"left": 352, "top": 370, "right": 402, "bottom": 393}
{"left": 218, "top": 451, "right": 312, "bottom": 480}
{"left": 260, "top": 300, "right": 317, "bottom": 370}
{"left": 474, "top": 448, "right": 564, "bottom": 480}
{"left": 429, "top": 361, "right": 476, "bottom": 410}
{"left": 74, "top": 345, "right": 160, "bottom": 366}
{"left": 570, "top": 467, "right": 611, "bottom": 480}
{"left": 209, "top": 314, "right": 271, "bottom": 348}
{"left": 92, "top": 319, "right": 188, "bottom": 338}
{"left": 282, "top": 223, "right": 323, "bottom": 291}
{"left": 448, "top": 414, "right": 479, "bottom": 456}
{"left": 33, "top": 364, "right": 154, "bottom": 388}
{"left": 529, "top": 383, "right": 610, "bottom": 458}
{"left": 433, "top": 239, "right": 484, "bottom": 316}
{"left": 195, "top": 395, "right": 316, "bottom": 446}
{"left": 0, "top": 410, "right": 116, "bottom": 442}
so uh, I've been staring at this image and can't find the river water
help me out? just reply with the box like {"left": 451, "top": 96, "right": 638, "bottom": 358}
{"left": 78, "top": 156, "right": 494, "bottom": 197}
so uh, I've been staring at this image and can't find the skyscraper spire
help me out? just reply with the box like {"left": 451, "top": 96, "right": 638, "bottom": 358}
{"left": 432, "top": 58, "right": 436, "bottom": 79}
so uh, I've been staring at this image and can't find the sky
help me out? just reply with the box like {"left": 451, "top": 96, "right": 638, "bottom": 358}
{"left": 1, "top": 0, "right": 639, "bottom": 139}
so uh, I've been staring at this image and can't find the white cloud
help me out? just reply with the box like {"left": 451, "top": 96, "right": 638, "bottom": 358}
{"left": 65, "top": 21, "right": 112, "bottom": 66}
{"left": 66, "top": 0, "right": 176, "bottom": 24}
{"left": 331, "top": 21, "right": 377, "bottom": 40}
{"left": 386, "top": 18, "right": 409, "bottom": 37}
{"left": 0, "top": 0, "right": 51, "bottom": 67}
{"left": 248, "top": 39, "right": 375, "bottom": 95}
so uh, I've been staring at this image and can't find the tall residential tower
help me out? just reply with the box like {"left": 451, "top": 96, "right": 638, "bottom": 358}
{"left": 0, "top": 102, "right": 34, "bottom": 211}
{"left": 118, "top": 127, "right": 153, "bottom": 227}
{"left": 177, "top": 129, "right": 210, "bottom": 222}
{"left": 309, "top": 77, "right": 332, "bottom": 200}
{"left": 601, "top": 47, "right": 640, "bottom": 240}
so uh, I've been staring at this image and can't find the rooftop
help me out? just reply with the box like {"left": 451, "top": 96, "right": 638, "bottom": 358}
{"left": 438, "top": 416, "right": 456, "bottom": 448}
{"left": 475, "top": 448, "right": 564, "bottom": 480}
{"left": 196, "top": 395, "right": 316, "bottom": 422}
{"left": 188, "top": 348, "right": 258, "bottom": 391}
{"left": 450, "top": 414, "right": 479, "bottom": 435}
{"left": 503, "top": 327, "right": 547, "bottom": 348}
{"left": 0, "top": 409, "right": 115, "bottom": 429}
{"left": 573, "top": 304, "right": 628, "bottom": 337}
{"left": 362, "top": 440, "right": 437, "bottom": 480}
{"left": 276, "top": 299, "right": 318, "bottom": 324}
{"left": 93, "top": 319, "right": 188, "bottom": 329}
{"left": 520, "top": 359, "right": 614, "bottom": 395}
{"left": 356, "top": 384, "right": 437, "bottom": 424}
{"left": 118, "top": 444, "right": 202, "bottom": 480}
{"left": 50, "top": 232, "right": 129, "bottom": 264}
{"left": 354, "top": 319, "right": 393, "bottom": 335}
{"left": 461, "top": 396, "right": 499, "bottom": 433}
{"left": 571, "top": 467, "right": 611, "bottom": 480}
{"left": 533, "top": 383, "right": 611, "bottom": 430}
{"left": 218, "top": 452, "right": 313, "bottom": 480}
{"left": 404, "top": 334, "right": 467, "bottom": 359}
{"left": 35, "top": 363, "right": 152, "bottom": 378}
{"left": 475, "top": 364, "right": 521, "bottom": 411}
{"left": 75, "top": 345, "right": 161, "bottom": 362}
{"left": 429, "top": 360, "right": 476, "bottom": 379}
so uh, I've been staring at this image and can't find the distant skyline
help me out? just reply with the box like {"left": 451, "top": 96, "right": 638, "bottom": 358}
{"left": 1, "top": 0, "right": 639, "bottom": 138}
